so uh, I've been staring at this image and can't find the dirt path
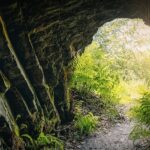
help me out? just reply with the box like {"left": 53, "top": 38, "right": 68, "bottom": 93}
{"left": 68, "top": 105, "right": 149, "bottom": 150}
{"left": 79, "top": 120, "right": 135, "bottom": 150}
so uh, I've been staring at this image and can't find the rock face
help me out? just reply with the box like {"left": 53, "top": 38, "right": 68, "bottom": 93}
{"left": 0, "top": 0, "right": 149, "bottom": 149}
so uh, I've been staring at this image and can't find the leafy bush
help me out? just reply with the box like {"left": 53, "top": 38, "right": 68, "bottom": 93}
{"left": 22, "top": 132, "right": 64, "bottom": 150}
{"left": 71, "top": 42, "right": 119, "bottom": 102}
{"left": 129, "top": 125, "right": 150, "bottom": 141}
{"left": 129, "top": 92, "right": 150, "bottom": 140}
{"left": 131, "top": 92, "right": 150, "bottom": 125}
{"left": 36, "top": 132, "right": 64, "bottom": 150}
{"left": 74, "top": 112, "right": 98, "bottom": 135}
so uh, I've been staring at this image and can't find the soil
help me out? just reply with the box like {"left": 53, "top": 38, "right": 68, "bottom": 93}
{"left": 64, "top": 105, "right": 150, "bottom": 150}
{"left": 61, "top": 90, "right": 150, "bottom": 150}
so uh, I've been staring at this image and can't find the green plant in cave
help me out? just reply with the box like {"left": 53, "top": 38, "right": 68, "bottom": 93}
{"left": 21, "top": 132, "right": 64, "bottom": 149}
{"left": 74, "top": 112, "right": 98, "bottom": 135}
{"left": 36, "top": 132, "right": 64, "bottom": 150}
{"left": 21, "top": 133, "right": 35, "bottom": 146}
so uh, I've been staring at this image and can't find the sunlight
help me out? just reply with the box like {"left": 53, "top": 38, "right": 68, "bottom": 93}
{"left": 94, "top": 18, "right": 150, "bottom": 53}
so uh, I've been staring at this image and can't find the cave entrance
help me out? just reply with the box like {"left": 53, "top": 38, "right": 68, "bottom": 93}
{"left": 70, "top": 18, "right": 150, "bottom": 148}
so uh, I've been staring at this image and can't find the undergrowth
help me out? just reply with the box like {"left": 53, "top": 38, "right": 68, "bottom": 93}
{"left": 74, "top": 111, "right": 98, "bottom": 135}
{"left": 71, "top": 19, "right": 150, "bottom": 145}
{"left": 129, "top": 92, "right": 150, "bottom": 141}
{"left": 71, "top": 43, "right": 120, "bottom": 122}
{"left": 36, "top": 132, "right": 64, "bottom": 150}
{"left": 129, "top": 125, "right": 150, "bottom": 141}
{"left": 22, "top": 132, "right": 64, "bottom": 150}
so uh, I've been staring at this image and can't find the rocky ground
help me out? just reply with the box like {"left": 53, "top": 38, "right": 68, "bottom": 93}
{"left": 57, "top": 90, "right": 150, "bottom": 150}
{"left": 76, "top": 116, "right": 149, "bottom": 150}
{"left": 63, "top": 104, "right": 150, "bottom": 150}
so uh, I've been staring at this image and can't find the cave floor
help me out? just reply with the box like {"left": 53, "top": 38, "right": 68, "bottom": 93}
{"left": 79, "top": 116, "right": 136, "bottom": 150}
{"left": 65, "top": 105, "right": 150, "bottom": 150}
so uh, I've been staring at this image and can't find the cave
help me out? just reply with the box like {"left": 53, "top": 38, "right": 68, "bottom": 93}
{"left": 0, "top": 0, "right": 149, "bottom": 149}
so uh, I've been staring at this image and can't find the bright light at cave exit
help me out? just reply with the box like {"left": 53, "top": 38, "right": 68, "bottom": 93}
{"left": 94, "top": 19, "right": 150, "bottom": 53}
{"left": 92, "top": 18, "right": 150, "bottom": 104}
{"left": 134, "top": 21, "right": 150, "bottom": 51}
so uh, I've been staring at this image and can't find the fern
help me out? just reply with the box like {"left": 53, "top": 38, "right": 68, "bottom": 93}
{"left": 129, "top": 125, "right": 150, "bottom": 141}
{"left": 129, "top": 92, "right": 150, "bottom": 141}
{"left": 74, "top": 112, "right": 98, "bottom": 135}
{"left": 21, "top": 134, "right": 34, "bottom": 145}
{"left": 36, "top": 132, "right": 64, "bottom": 150}
{"left": 131, "top": 92, "right": 150, "bottom": 125}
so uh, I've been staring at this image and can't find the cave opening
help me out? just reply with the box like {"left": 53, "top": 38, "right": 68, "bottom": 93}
{"left": 69, "top": 18, "right": 150, "bottom": 149}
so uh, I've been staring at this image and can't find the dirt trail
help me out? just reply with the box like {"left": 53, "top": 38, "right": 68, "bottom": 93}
{"left": 72, "top": 105, "right": 148, "bottom": 150}
{"left": 80, "top": 119, "right": 135, "bottom": 150}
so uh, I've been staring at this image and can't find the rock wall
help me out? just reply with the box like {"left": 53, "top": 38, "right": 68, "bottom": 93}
{"left": 0, "top": 0, "right": 149, "bottom": 149}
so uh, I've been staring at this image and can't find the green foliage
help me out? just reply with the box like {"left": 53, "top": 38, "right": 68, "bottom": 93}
{"left": 131, "top": 92, "right": 150, "bottom": 125}
{"left": 36, "top": 132, "right": 50, "bottom": 145}
{"left": 21, "top": 132, "right": 64, "bottom": 150}
{"left": 94, "top": 18, "right": 150, "bottom": 82}
{"left": 21, "top": 134, "right": 34, "bottom": 145}
{"left": 36, "top": 132, "right": 64, "bottom": 150}
{"left": 74, "top": 112, "right": 98, "bottom": 135}
{"left": 129, "top": 125, "right": 150, "bottom": 141}
{"left": 71, "top": 42, "right": 119, "bottom": 102}
{"left": 71, "top": 18, "right": 150, "bottom": 142}
{"left": 129, "top": 92, "right": 150, "bottom": 140}
{"left": 71, "top": 42, "right": 120, "bottom": 121}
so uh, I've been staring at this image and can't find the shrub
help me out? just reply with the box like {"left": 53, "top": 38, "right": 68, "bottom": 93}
{"left": 36, "top": 132, "right": 64, "bottom": 150}
{"left": 74, "top": 112, "right": 98, "bottom": 135}
{"left": 129, "top": 92, "right": 150, "bottom": 140}
{"left": 71, "top": 42, "right": 119, "bottom": 102}
{"left": 22, "top": 132, "right": 64, "bottom": 150}
{"left": 129, "top": 125, "right": 150, "bottom": 141}
{"left": 131, "top": 92, "right": 150, "bottom": 125}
